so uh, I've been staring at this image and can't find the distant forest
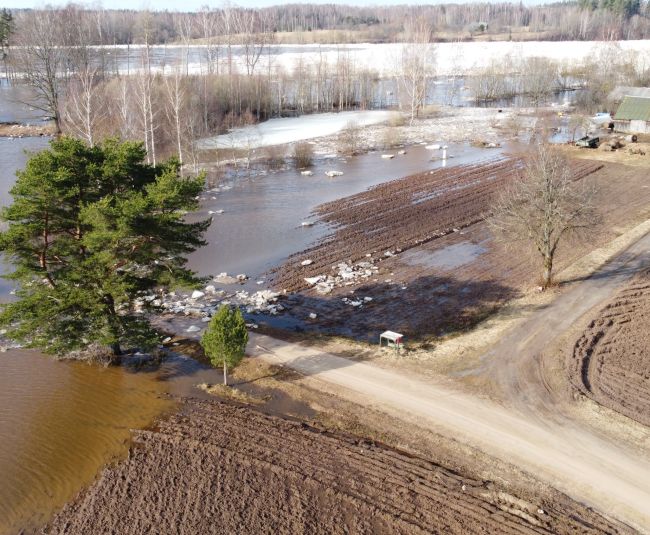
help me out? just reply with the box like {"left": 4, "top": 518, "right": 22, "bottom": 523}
{"left": 3, "top": 1, "right": 650, "bottom": 45}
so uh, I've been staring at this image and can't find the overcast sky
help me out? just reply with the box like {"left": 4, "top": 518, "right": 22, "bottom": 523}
{"left": 4, "top": 0, "right": 544, "bottom": 10}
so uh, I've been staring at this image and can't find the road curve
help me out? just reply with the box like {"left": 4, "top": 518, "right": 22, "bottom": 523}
{"left": 248, "top": 231, "right": 650, "bottom": 532}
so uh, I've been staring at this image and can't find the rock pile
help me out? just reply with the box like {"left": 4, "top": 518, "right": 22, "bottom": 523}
{"left": 304, "top": 260, "right": 380, "bottom": 295}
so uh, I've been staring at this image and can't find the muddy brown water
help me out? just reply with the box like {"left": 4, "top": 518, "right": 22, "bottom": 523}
{"left": 0, "top": 350, "right": 173, "bottom": 534}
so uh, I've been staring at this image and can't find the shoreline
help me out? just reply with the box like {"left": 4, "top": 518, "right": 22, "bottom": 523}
{"left": 0, "top": 122, "right": 55, "bottom": 138}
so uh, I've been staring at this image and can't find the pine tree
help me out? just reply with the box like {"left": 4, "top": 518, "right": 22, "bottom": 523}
{"left": 200, "top": 305, "right": 249, "bottom": 386}
{"left": 0, "top": 137, "right": 209, "bottom": 356}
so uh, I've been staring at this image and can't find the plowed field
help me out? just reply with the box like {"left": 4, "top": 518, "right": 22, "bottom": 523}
{"left": 570, "top": 268, "right": 650, "bottom": 426}
{"left": 275, "top": 158, "right": 603, "bottom": 292}
{"left": 45, "top": 399, "right": 631, "bottom": 535}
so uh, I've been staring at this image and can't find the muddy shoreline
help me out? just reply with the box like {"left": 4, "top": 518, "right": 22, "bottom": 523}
{"left": 0, "top": 121, "right": 55, "bottom": 138}
{"left": 44, "top": 396, "right": 633, "bottom": 535}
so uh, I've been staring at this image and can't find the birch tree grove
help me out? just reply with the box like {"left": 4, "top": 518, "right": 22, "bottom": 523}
{"left": 398, "top": 18, "right": 436, "bottom": 125}
{"left": 63, "top": 67, "right": 104, "bottom": 146}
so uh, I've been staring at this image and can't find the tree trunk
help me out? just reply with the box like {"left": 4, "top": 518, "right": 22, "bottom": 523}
{"left": 542, "top": 254, "right": 553, "bottom": 289}
{"left": 223, "top": 360, "right": 228, "bottom": 386}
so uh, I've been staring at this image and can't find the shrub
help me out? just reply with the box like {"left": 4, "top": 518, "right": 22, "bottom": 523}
{"left": 293, "top": 142, "right": 314, "bottom": 168}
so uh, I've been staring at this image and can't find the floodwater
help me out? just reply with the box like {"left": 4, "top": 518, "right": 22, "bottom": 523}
{"left": 189, "top": 142, "right": 503, "bottom": 288}
{"left": 401, "top": 241, "right": 487, "bottom": 270}
{"left": 0, "top": 136, "right": 50, "bottom": 301}
{"left": 0, "top": 85, "right": 500, "bottom": 533}
{"left": 0, "top": 350, "right": 174, "bottom": 534}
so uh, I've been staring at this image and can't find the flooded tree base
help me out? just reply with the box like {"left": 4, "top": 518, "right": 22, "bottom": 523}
{"left": 45, "top": 397, "right": 631, "bottom": 535}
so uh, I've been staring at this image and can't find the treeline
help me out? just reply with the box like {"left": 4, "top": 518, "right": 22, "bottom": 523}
{"left": 469, "top": 44, "right": 650, "bottom": 111}
{"left": 5, "top": 1, "right": 650, "bottom": 46}
{"left": 5, "top": 5, "right": 387, "bottom": 166}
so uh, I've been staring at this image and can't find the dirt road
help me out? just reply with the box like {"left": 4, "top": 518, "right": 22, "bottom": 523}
{"left": 249, "top": 231, "right": 650, "bottom": 532}
{"left": 477, "top": 229, "right": 650, "bottom": 419}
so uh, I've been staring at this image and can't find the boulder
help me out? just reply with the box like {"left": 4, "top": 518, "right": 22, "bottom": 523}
{"left": 191, "top": 290, "right": 205, "bottom": 299}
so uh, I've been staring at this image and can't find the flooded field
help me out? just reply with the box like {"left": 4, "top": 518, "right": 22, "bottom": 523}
{"left": 189, "top": 143, "right": 500, "bottom": 286}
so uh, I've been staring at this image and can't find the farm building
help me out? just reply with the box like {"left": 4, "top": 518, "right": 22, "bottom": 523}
{"left": 613, "top": 96, "right": 650, "bottom": 134}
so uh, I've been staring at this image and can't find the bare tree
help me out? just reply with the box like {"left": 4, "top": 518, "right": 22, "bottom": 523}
{"left": 62, "top": 67, "right": 105, "bottom": 146}
{"left": 198, "top": 6, "right": 220, "bottom": 75}
{"left": 163, "top": 66, "right": 187, "bottom": 172}
{"left": 397, "top": 18, "right": 435, "bottom": 125}
{"left": 12, "top": 9, "right": 66, "bottom": 133}
{"left": 235, "top": 9, "right": 271, "bottom": 76}
{"left": 489, "top": 144, "right": 599, "bottom": 289}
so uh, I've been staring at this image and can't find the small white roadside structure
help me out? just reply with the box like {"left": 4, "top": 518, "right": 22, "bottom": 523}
{"left": 379, "top": 330, "right": 404, "bottom": 351}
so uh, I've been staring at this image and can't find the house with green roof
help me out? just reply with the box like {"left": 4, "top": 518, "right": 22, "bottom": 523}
{"left": 613, "top": 95, "right": 650, "bottom": 134}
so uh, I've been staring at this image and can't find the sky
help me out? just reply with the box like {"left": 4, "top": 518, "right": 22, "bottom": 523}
{"left": 3, "top": 0, "right": 544, "bottom": 10}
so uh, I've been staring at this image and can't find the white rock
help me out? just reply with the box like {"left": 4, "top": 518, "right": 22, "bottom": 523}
{"left": 246, "top": 323, "right": 259, "bottom": 329}
{"left": 384, "top": 251, "right": 395, "bottom": 257}
{"left": 381, "top": 154, "right": 395, "bottom": 159}
{"left": 186, "top": 325, "right": 201, "bottom": 333}
{"left": 301, "top": 221, "right": 315, "bottom": 227}
{"left": 191, "top": 290, "right": 205, "bottom": 299}
{"left": 364, "top": 297, "right": 373, "bottom": 302}
{"left": 315, "top": 282, "right": 333, "bottom": 294}
{"left": 325, "top": 170, "right": 343, "bottom": 177}
{"left": 398, "top": 150, "right": 407, "bottom": 155}
{"left": 349, "top": 300, "right": 362, "bottom": 307}
{"left": 300, "top": 170, "right": 314, "bottom": 176}
{"left": 205, "top": 285, "right": 216, "bottom": 293}
{"left": 309, "top": 313, "right": 318, "bottom": 319}
{"left": 214, "top": 273, "right": 238, "bottom": 284}
{"left": 425, "top": 144, "right": 441, "bottom": 150}
{"left": 162, "top": 336, "right": 172, "bottom": 343}
{"left": 301, "top": 259, "right": 313, "bottom": 266}
{"left": 236, "top": 274, "right": 248, "bottom": 281}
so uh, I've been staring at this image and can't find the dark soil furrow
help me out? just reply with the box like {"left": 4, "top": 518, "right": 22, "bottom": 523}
{"left": 45, "top": 399, "right": 630, "bottom": 535}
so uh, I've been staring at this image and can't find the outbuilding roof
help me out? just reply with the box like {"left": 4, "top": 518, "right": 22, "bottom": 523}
{"left": 614, "top": 96, "right": 650, "bottom": 121}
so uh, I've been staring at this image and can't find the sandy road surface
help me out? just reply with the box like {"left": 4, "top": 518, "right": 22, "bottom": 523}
{"left": 250, "top": 331, "right": 650, "bottom": 532}
{"left": 249, "top": 232, "right": 650, "bottom": 532}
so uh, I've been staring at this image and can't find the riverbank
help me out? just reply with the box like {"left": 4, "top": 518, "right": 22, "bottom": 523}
{"left": 0, "top": 122, "right": 55, "bottom": 138}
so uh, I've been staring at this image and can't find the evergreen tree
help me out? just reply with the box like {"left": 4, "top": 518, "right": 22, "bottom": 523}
{"left": 200, "top": 305, "right": 249, "bottom": 386}
{"left": 0, "top": 137, "right": 209, "bottom": 356}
